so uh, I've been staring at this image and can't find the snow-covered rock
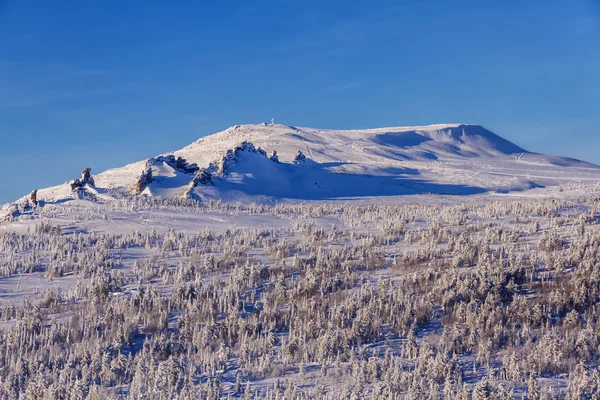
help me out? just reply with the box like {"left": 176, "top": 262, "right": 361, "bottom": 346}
{"left": 293, "top": 150, "right": 307, "bottom": 164}
{"left": 149, "top": 155, "right": 199, "bottom": 174}
{"left": 270, "top": 150, "right": 279, "bottom": 163}
{"left": 133, "top": 168, "right": 153, "bottom": 194}
{"left": 81, "top": 167, "right": 94, "bottom": 186}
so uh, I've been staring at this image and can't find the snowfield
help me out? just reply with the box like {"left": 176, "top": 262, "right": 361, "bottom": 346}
{"left": 1, "top": 123, "right": 600, "bottom": 399}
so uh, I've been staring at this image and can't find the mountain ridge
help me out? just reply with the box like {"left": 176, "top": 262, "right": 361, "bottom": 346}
{"left": 6, "top": 123, "right": 600, "bottom": 206}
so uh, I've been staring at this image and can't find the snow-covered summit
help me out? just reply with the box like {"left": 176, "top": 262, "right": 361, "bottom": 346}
{"left": 9, "top": 123, "right": 600, "bottom": 205}
{"left": 178, "top": 123, "right": 526, "bottom": 165}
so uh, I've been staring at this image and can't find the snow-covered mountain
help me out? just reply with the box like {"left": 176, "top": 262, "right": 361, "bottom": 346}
{"left": 10, "top": 123, "right": 600, "bottom": 205}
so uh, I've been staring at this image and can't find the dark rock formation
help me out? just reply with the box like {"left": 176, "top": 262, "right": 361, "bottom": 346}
{"left": 185, "top": 142, "right": 274, "bottom": 199}
{"left": 30, "top": 190, "right": 38, "bottom": 206}
{"left": 70, "top": 179, "right": 84, "bottom": 191}
{"left": 185, "top": 163, "right": 218, "bottom": 199}
{"left": 294, "top": 150, "right": 307, "bottom": 164}
{"left": 69, "top": 167, "right": 95, "bottom": 192}
{"left": 81, "top": 168, "right": 94, "bottom": 186}
{"left": 183, "top": 141, "right": 297, "bottom": 199}
{"left": 136, "top": 155, "right": 197, "bottom": 196}
{"left": 270, "top": 150, "right": 279, "bottom": 163}
{"left": 134, "top": 168, "right": 153, "bottom": 195}
{"left": 218, "top": 141, "right": 268, "bottom": 173}
{"left": 195, "top": 166, "right": 216, "bottom": 186}
{"left": 150, "top": 155, "right": 199, "bottom": 174}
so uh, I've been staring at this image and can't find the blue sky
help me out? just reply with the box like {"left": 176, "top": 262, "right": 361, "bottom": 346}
{"left": 1, "top": 0, "right": 599, "bottom": 204}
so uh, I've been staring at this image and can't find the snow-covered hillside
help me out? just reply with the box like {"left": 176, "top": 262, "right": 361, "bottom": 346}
{"left": 10, "top": 123, "right": 600, "bottom": 206}
{"left": 3, "top": 124, "right": 600, "bottom": 398}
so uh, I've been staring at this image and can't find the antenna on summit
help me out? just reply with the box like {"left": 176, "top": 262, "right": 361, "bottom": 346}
{"left": 270, "top": 118, "right": 275, "bottom": 126}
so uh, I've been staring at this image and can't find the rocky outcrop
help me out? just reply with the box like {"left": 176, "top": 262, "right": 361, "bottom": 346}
{"left": 294, "top": 150, "right": 307, "bottom": 164}
{"left": 30, "top": 190, "right": 38, "bottom": 206}
{"left": 81, "top": 168, "right": 94, "bottom": 186}
{"left": 218, "top": 141, "right": 267, "bottom": 174}
{"left": 183, "top": 141, "right": 312, "bottom": 200}
{"left": 193, "top": 165, "right": 217, "bottom": 186}
{"left": 149, "top": 155, "right": 199, "bottom": 174}
{"left": 133, "top": 168, "right": 153, "bottom": 195}
{"left": 69, "top": 168, "right": 95, "bottom": 192}
{"left": 185, "top": 141, "right": 274, "bottom": 199}
{"left": 133, "top": 155, "right": 198, "bottom": 196}
{"left": 185, "top": 163, "right": 218, "bottom": 199}
{"left": 69, "top": 180, "right": 83, "bottom": 191}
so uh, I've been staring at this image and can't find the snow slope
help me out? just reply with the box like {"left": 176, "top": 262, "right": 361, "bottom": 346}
{"left": 9, "top": 123, "right": 600, "bottom": 205}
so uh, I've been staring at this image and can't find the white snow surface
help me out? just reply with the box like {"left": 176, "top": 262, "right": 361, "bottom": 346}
{"left": 9, "top": 123, "right": 600, "bottom": 206}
